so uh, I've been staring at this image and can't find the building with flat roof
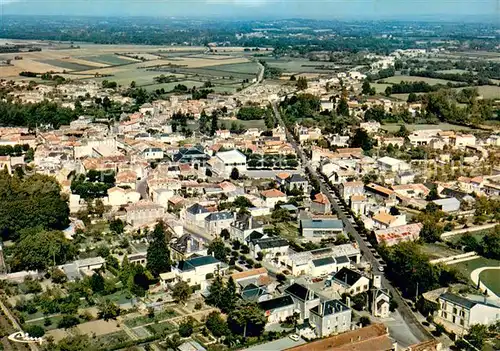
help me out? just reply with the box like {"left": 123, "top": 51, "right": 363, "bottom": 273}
{"left": 300, "top": 219, "right": 344, "bottom": 239}
{"left": 211, "top": 149, "right": 247, "bottom": 177}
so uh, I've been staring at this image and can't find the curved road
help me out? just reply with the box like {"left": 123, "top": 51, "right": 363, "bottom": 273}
{"left": 271, "top": 102, "right": 432, "bottom": 343}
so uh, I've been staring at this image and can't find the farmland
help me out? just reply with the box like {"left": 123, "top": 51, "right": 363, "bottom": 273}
{"left": 0, "top": 40, "right": 259, "bottom": 93}
{"left": 380, "top": 75, "right": 454, "bottom": 85}
{"left": 380, "top": 123, "right": 478, "bottom": 133}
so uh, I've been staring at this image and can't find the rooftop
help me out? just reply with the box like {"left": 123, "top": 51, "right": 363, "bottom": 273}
{"left": 261, "top": 189, "right": 287, "bottom": 198}
{"left": 177, "top": 255, "right": 220, "bottom": 272}
{"left": 285, "top": 283, "right": 318, "bottom": 301}
{"left": 216, "top": 149, "right": 247, "bottom": 163}
{"left": 258, "top": 295, "right": 294, "bottom": 312}
{"left": 301, "top": 219, "right": 344, "bottom": 230}
{"left": 332, "top": 267, "right": 364, "bottom": 287}
{"left": 310, "top": 299, "right": 350, "bottom": 316}
{"left": 439, "top": 292, "right": 476, "bottom": 309}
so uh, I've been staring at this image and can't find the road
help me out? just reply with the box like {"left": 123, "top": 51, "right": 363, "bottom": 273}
{"left": 271, "top": 102, "right": 432, "bottom": 344}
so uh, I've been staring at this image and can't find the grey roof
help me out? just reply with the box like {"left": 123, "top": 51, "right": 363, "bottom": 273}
{"left": 187, "top": 203, "right": 209, "bottom": 215}
{"left": 312, "top": 256, "right": 336, "bottom": 267}
{"left": 310, "top": 299, "right": 350, "bottom": 316}
{"left": 285, "top": 283, "right": 318, "bottom": 301}
{"left": 288, "top": 174, "right": 308, "bottom": 183}
{"left": 301, "top": 219, "right": 344, "bottom": 230}
{"left": 177, "top": 255, "right": 220, "bottom": 272}
{"left": 259, "top": 295, "right": 294, "bottom": 311}
{"left": 253, "top": 237, "right": 289, "bottom": 250}
{"left": 205, "top": 211, "right": 233, "bottom": 222}
{"left": 241, "top": 283, "right": 267, "bottom": 302}
{"left": 439, "top": 292, "right": 476, "bottom": 309}
{"left": 232, "top": 214, "right": 263, "bottom": 231}
{"left": 279, "top": 204, "right": 298, "bottom": 211}
{"left": 333, "top": 267, "right": 364, "bottom": 287}
{"left": 246, "top": 231, "right": 264, "bottom": 242}
{"left": 171, "top": 234, "right": 201, "bottom": 254}
{"left": 335, "top": 255, "right": 350, "bottom": 264}
{"left": 433, "top": 197, "right": 460, "bottom": 207}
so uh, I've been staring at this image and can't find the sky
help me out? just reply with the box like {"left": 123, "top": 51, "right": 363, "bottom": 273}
{"left": 0, "top": 0, "right": 498, "bottom": 19}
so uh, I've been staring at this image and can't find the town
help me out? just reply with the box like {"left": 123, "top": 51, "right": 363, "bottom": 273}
{"left": 0, "top": 14, "right": 499, "bottom": 351}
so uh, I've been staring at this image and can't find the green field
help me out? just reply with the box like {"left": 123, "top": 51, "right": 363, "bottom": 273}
{"left": 372, "top": 83, "right": 392, "bottom": 94}
{"left": 450, "top": 257, "right": 500, "bottom": 285}
{"left": 380, "top": 75, "right": 453, "bottom": 85}
{"left": 381, "top": 123, "right": 476, "bottom": 133}
{"left": 421, "top": 243, "right": 462, "bottom": 260}
{"left": 259, "top": 58, "right": 336, "bottom": 73}
{"left": 81, "top": 54, "right": 137, "bottom": 66}
{"left": 93, "top": 70, "right": 178, "bottom": 87}
{"left": 38, "top": 59, "right": 95, "bottom": 72}
{"left": 94, "top": 331, "right": 130, "bottom": 349}
{"left": 143, "top": 80, "right": 205, "bottom": 92}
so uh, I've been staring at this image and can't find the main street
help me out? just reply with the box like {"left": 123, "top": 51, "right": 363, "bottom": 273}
{"left": 271, "top": 102, "right": 432, "bottom": 344}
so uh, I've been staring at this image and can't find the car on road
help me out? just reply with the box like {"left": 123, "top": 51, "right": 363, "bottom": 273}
{"left": 289, "top": 334, "right": 300, "bottom": 342}
{"left": 378, "top": 266, "right": 385, "bottom": 272}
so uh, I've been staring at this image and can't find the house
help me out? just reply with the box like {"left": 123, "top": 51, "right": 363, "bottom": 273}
{"left": 211, "top": 149, "right": 247, "bottom": 177}
{"left": 374, "top": 223, "right": 423, "bottom": 247}
{"left": 185, "top": 203, "right": 211, "bottom": 226}
{"left": 339, "top": 181, "right": 365, "bottom": 201}
{"left": 311, "top": 193, "right": 331, "bottom": 215}
{"left": 432, "top": 198, "right": 460, "bottom": 213}
{"left": 395, "top": 171, "right": 416, "bottom": 185}
{"left": 107, "top": 187, "right": 141, "bottom": 207}
{"left": 126, "top": 200, "right": 165, "bottom": 227}
{"left": 142, "top": 147, "right": 164, "bottom": 160}
{"left": 284, "top": 283, "right": 320, "bottom": 320}
{"left": 259, "top": 295, "right": 295, "bottom": 324}
{"left": 301, "top": 219, "right": 344, "bottom": 239}
{"left": 285, "top": 174, "right": 308, "bottom": 194}
{"left": 178, "top": 340, "right": 206, "bottom": 351}
{"left": 377, "top": 156, "right": 410, "bottom": 173}
{"left": 309, "top": 256, "right": 350, "bottom": 278}
{"left": 172, "top": 255, "right": 226, "bottom": 290}
{"left": 450, "top": 134, "right": 476, "bottom": 149}
{"left": 371, "top": 274, "right": 391, "bottom": 319}
{"left": 204, "top": 211, "right": 234, "bottom": 236}
{"left": 173, "top": 146, "right": 210, "bottom": 166}
{"left": 372, "top": 212, "right": 406, "bottom": 230}
{"left": 350, "top": 195, "right": 367, "bottom": 216}
{"left": 437, "top": 292, "right": 500, "bottom": 330}
{"left": 332, "top": 267, "right": 370, "bottom": 296}
{"left": 171, "top": 234, "right": 208, "bottom": 261}
{"left": 309, "top": 300, "right": 352, "bottom": 337}
{"left": 261, "top": 189, "right": 287, "bottom": 208}
{"left": 249, "top": 237, "right": 289, "bottom": 259}
{"left": 365, "top": 183, "right": 396, "bottom": 202}
{"left": 230, "top": 214, "right": 263, "bottom": 242}
{"left": 283, "top": 323, "right": 396, "bottom": 351}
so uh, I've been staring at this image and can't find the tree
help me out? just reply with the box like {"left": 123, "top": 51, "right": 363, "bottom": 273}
{"left": 51, "top": 268, "right": 67, "bottom": 284}
{"left": 395, "top": 125, "right": 410, "bottom": 138}
{"left": 271, "top": 208, "right": 291, "bottom": 222}
{"left": 296, "top": 76, "right": 308, "bottom": 90}
{"left": 221, "top": 277, "right": 237, "bottom": 312}
{"left": 384, "top": 86, "right": 392, "bottom": 97}
{"left": 407, "top": 92, "right": 418, "bottom": 103}
{"left": 227, "top": 303, "right": 266, "bottom": 337}
{"left": 220, "top": 228, "right": 230, "bottom": 240}
{"left": 97, "top": 299, "right": 120, "bottom": 321}
{"left": 146, "top": 222, "right": 171, "bottom": 276}
{"left": 210, "top": 111, "right": 219, "bottom": 136}
{"left": 58, "top": 315, "right": 80, "bottom": 329}
{"left": 165, "top": 334, "right": 182, "bottom": 351}
{"left": 433, "top": 323, "right": 445, "bottom": 336}
{"left": 359, "top": 316, "right": 371, "bottom": 327}
{"left": 109, "top": 219, "right": 125, "bottom": 234}
{"left": 199, "top": 110, "right": 209, "bottom": 135}
{"left": 426, "top": 185, "right": 440, "bottom": 201}
{"left": 25, "top": 324, "right": 45, "bottom": 337}
{"left": 336, "top": 96, "right": 349, "bottom": 116}
{"left": 178, "top": 317, "right": 194, "bottom": 337}
{"left": 208, "top": 238, "right": 227, "bottom": 263}
{"left": 481, "top": 229, "right": 500, "bottom": 259}
{"left": 89, "top": 273, "right": 105, "bottom": 293}
{"left": 466, "top": 324, "right": 488, "bottom": 349}
{"left": 350, "top": 128, "right": 375, "bottom": 152}
{"left": 205, "top": 311, "right": 228, "bottom": 338}
{"left": 230, "top": 167, "right": 240, "bottom": 180}
{"left": 172, "top": 281, "right": 192, "bottom": 304}
{"left": 362, "top": 80, "right": 372, "bottom": 95}
{"left": 276, "top": 273, "right": 287, "bottom": 284}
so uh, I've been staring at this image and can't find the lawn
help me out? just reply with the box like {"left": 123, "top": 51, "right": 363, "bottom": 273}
{"left": 449, "top": 256, "right": 500, "bottom": 293}
{"left": 124, "top": 308, "right": 177, "bottom": 328}
{"left": 145, "top": 321, "right": 177, "bottom": 336}
{"left": 25, "top": 315, "right": 64, "bottom": 331}
{"left": 273, "top": 222, "right": 300, "bottom": 242}
{"left": 259, "top": 58, "right": 337, "bottom": 73}
{"left": 103, "top": 290, "right": 133, "bottom": 305}
{"left": 421, "top": 243, "right": 462, "bottom": 260}
{"left": 204, "top": 62, "right": 261, "bottom": 74}
{"left": 479, "top": 269, "right": 500, "bottom": 296}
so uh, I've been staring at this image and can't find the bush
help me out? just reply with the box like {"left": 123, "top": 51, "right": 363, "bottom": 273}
{"left": 57, "top": 315, "right": 80, "bottom": 329}
{"left": 178, "top": 318, "right": 194, "bottom": 337}
{"left": 206, "top": 273, "right": 214, "bottom": 280}
{"left": 433, "top": 323, "right": 445, "bottom": 336}
{"left": 24, "top": 324, "right": 45, "bottom": 337}
{"left": 359, "top": 316, "right": 371, "bottom": 327}
{"left": 194, "top": 302, "right": 202, "bottom": 310}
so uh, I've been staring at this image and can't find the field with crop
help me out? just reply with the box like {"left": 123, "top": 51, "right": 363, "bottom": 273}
{"left": 81, "top": 54, "right": 139, "bottom": 66}
{"left": 380, "top": 75, "right": 453, "bottom": 85}
{"left": 381, "top": 123, "right": 477, "bottom": 133}
{"left": 259, "top": 57, "right": 337, "bottom": 74}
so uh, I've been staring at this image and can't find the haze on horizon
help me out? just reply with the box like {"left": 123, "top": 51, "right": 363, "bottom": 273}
{"left": 0, "top": 0, "right": 498, "bottom": 20}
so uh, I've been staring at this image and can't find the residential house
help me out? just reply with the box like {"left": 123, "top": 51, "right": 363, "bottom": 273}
{"left": 249, "top": 237, "right": 289, "bottom": 260}
{"left": 230, "top": 214, "right": 264, "bottom": 242}
{"left": 309, "top": 256, "right": 350, "bottom": 278}
{"left": 372, "top": 212, "right": 406, "bottom": 230}
{"left": 450, "top": 134, "right": 476, "bottom": 149}
{"left": 204, "top": 211, "right": 234, "bottom": 236}
{"left": 374, "top": 223, "right": 423, "bottom": 247}
{"left": 309, "top": 299, "right": 352, "bottom": 337}
{"left": 365, "top": 183, "right": 397, "bottom": 203}
{"left": 172, "top": 255, "right": 226, "bottom": 290}
{"left": 285, "top": 174, "right": 309, "bottom": 194}
{"left": 395, "top": 171, "right": 416, "bottom": 185}
{"left": 432, "top": 198, "right": 460, "bottom": 213}
{"left": 311, "top": 193, "right": 331, "bottom": 215}
{"left": 173, "top": 146, "right": 210, "bottom": 166}
{"left": 350, "top": 195, "right": 368, "bottom": 216}
{"left": 171, "top": 234, "right": 208, "bottom": 261}
{"left": 371, "top": 274, "right": 390, "bottom": 318}
{"left": 126, "top": 200, "right": 165, "bottom": 227}
{"left": 301, "top": 219, "right": 344, "bottom": 239}
{"left": 107, "top": 187, "right": 141, "bottom": 207}
{"left": 438, "top": 292, "right": 500, "bottom": 330}
{"left": 284, "top": 283, "right": 320, "bottom": 320}
{"left": 331, "top": 268, "right": 370, "bottom": 296}
{"left": 211, "top": 149, "right": 247, "bottom": 177}
{"left": 261, "top": 189, "right": 287, "bottom": 208}
{"left": 142, "top": 147, "right": 164, "bottom": 160}
{"left": 377, "top": 156, "right": 410, "bottom": 173}
{"left": 340, "top": 181, "right": 365, "bottom": 201}
{"left": 259, "top": 295, "right": 295, "bottom": 324}
{"left": 185, "top": 203, "right": 211, "bottom": 226}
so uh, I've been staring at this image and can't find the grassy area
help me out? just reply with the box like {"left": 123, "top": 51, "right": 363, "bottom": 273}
{"left": 143, "top": 80, "right": 205, "bottom": 92}
{"left": 372, "top": 83, "right": 391, "bottom": 94}
{"left": 37, "top": 59, "right": 96, "bottom": 72}
{"left": 145, "top": 321, "right": 176, "bottom": 336}
{"left": 259, "top": 57, "right": 337, "bottom": 73}
{"left": 479, "top": 269, "right": 500, "bottom": 296}
{"left": 380, "top": 75, "right": 453, "bottom": 85}
{"left": 380, "top": 123, "right": 477, "bottom": 133}
{"left": 81, "top": 54, "right": 137, "bottom": 66}
{"left": 25, "top": 315, "right": 64, "bottom": 331}
{"left": 449, "top": 257, "right": 500, "bottom": 287}
{"left": 274, "top": 222, "right": 300, "bottom": 242}
{"left": 203, "top": 62, "right": 260, "bottom": 74}
{"left": 93, "top": 331, "right": 130, "bottom": 349}
{"left": 124, "top": 308, "right": 177, "bottom": 328}
{"left": 421, "top": 243, "right": 462, "bottom": 260}
{"left": 104, "top": 290, "right": 133, "bottom": 305}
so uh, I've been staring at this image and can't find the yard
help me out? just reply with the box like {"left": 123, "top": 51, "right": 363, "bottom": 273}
{"left": 420, "top": 243, "right": 462, "bottom": 260}
{"left": 449, "top": 257, "right": 500, "bottom": 296}
{"left": 124, "top": 308, "right": 178, "bottom": 328}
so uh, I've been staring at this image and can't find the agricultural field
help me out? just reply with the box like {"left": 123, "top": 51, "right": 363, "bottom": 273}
{"left": 380, "top": 75, "right": 453, "bottom": 85}
{"left": 80, "top": 54, "right": 139, "bottom": 66}
{"left": 381, "top": 123, "right": 477, "bottom": 133}
{"left": 143, "top": 80, "right": 205, "bottom": 92}
{"left": 259, "top": 57, "right": 338, "bottom": 74}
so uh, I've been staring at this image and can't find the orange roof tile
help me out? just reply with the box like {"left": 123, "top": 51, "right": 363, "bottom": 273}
{"left": 261, "top": 189, "right": 286, "bottom": 198}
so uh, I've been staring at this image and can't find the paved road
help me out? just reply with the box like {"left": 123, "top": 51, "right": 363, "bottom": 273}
{"left": 271, "top": 102, "right": 432, "bottom": 344}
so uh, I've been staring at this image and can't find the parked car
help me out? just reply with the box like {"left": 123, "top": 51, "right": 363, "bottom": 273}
{"left": 289, "top": 334, "right": 300, "bottom": 342}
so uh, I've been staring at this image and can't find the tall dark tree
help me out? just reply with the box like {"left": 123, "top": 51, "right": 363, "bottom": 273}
{"left": 350, "top": 128, "right": 375, "bottom": 151}
{"left": 207, "top": 238, "right": 227, "bottom": 263}
{"left": 146, "top": 222, "right": 171, "bottom": 277}
{"left": 227, "top": 303, "right": 266, "bottom": 337}
{"left": 296, "top": 76, "right": 308, "bottom": 90}
{"left": 210, "top": 110, "right": 219, "bottom": 136}
{"left": 336, "top": 96, "right": 349, "bottom": 116}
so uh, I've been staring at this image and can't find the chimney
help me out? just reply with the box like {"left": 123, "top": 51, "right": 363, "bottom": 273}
{"left": 318, "top": 302, "right": 323, "bottom": 315}
{"left": 346, "top": 296, "right": 351, "bottom": 308}
{"left": 187, "top": 238, "right": 192, "bottom": 252}
{"left": 373, "top": 274, "right": 382, "bottom": 289}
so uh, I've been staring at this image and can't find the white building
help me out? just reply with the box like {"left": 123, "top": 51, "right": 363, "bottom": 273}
{"left": 211, "top": 149, "right": 247, "bottom": 177}
{"left": 377, "top": 156, "right": 410, "bottom": 173}
{"left": 172, "top": 255, "right": 227, "bottom": 291}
